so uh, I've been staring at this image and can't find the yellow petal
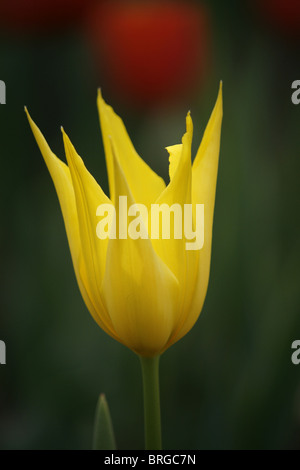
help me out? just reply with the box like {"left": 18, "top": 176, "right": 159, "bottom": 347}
{"left": 101, "top": 142, "right": 179, "bottom": 357}
{"left": 149, "top": 114, "right": 199, "bottom": 344}
{"left": 170, "top": 82, "right": 223, "bottom": 344}
{"left": 166, "top": 143, "right": 182, "bottom": 181}
{"left": 154, "top": 114, "right": 198, "bottom": 285}
{"left": 152, "top": 114, "right": 193, "bottom": 277}
{"left": 25, "top": 109, "right": 119, "bottom": 341}
{"left": 97, "top": 90, "right": 166, "bottom": 208}
{"left": 61, "top": 130, "right": 120, "bottom": 337}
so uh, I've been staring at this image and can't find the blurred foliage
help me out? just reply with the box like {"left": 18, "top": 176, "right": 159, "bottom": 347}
{"left": 0, "top": 0, "right": 300, "bottom": 450}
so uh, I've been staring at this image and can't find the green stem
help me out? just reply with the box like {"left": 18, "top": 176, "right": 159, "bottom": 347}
{"left": 139, "top": 355, "right": 162, "bottom": 450}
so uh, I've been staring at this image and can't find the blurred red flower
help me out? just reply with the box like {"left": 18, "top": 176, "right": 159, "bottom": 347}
{"left": 86, "top": 1, "right": 211, "bottom": 109}
{"left": 254, "top": 0, "right": 300, "bottom": 37}
{"left": 0, "top": 0, "right": 97, "bottom": 33}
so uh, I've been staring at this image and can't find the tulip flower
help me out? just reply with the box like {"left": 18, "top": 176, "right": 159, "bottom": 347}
{"left": 25, "top": 84, "right": 222, "bottom": 449}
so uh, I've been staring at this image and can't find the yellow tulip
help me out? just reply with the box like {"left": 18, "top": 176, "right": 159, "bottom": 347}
{"left": 25, "top": 84, "right": 222, "bottom": 358}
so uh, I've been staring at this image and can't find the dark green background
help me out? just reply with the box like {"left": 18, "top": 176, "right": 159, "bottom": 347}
{"left": 0, "top": 0, "right": 300, "bottom": 449}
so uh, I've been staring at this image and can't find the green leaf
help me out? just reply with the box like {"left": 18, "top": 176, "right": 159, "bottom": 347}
{"left": 92, "top": 394, "right": 117, "bottom": 450}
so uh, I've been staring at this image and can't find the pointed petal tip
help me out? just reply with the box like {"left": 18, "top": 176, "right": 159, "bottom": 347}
{"left": 61, "top": 127, "right": 73, "bottom": 146}
{"left": 97, "top": 88, "right": 105, "bottom": 105}
{"left": 61, "top": 127, "right": 70, "bottom": 145}
{"left": 61, "top": 128, "right": 73, "bottom": 152}
{"left": 24, "top": 106, "right": 31, "bottom": 123}
{"left": 24, "top": 107, "right": 35, "bottom": 128}
{"left": 213, "top": 81, "right": 223, "bottom": 117}
{"left": 24, "top": 106, "right": 31, "bottom": 120}
{"left": 186, "top": 110, "right": 192, "bottom": 121}
{"left": 185, "top": 111, "right": 193, "bottom": 135}
{"left": 218, "top": 81, "right": 223, "bottom": 101}
{"left": 97, "top": 88, "right": 109, "bottom": 114}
